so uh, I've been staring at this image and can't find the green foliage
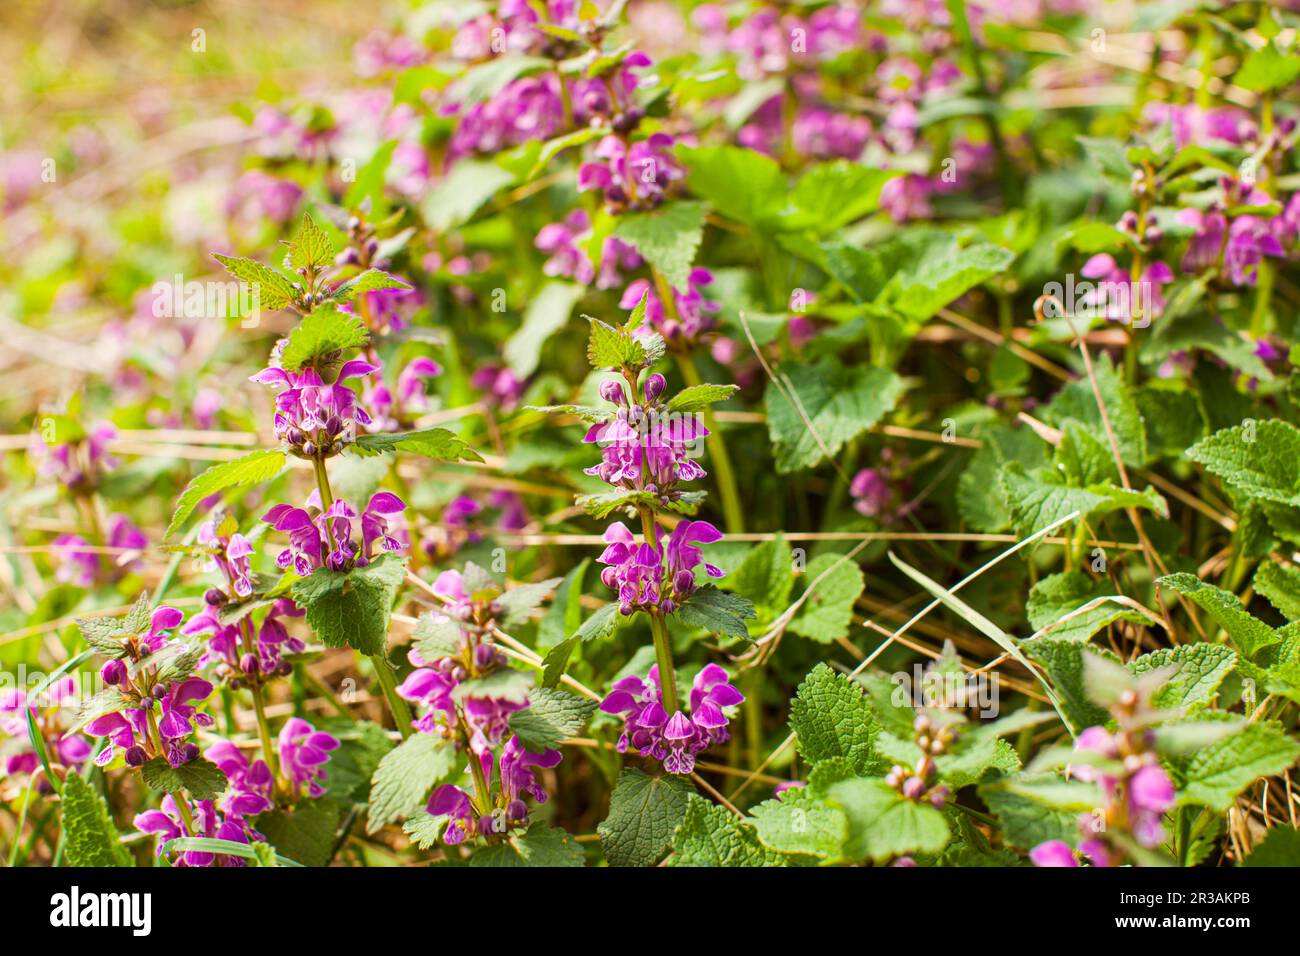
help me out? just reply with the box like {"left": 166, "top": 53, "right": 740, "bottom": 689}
{"left": 764, "top": 358, "right": 905, "bottom": 473}
{"left": 598, "top": 767, "right": 696, "bottom": 867}
{"left": 292, "top": 553, "right": 408, "bottom": 655}
{"left": 62, "top": 775, "right": 132, "bottom": 867}
{"left": 140, "top": 757, "right": 228, "bottom": 802}
{"left": 166, "top": 449, "right": 287, "bottom": 538}
{"left": 279, "top": 306, "right": 370, "bottom": 373}
{"left": 349, "top": 428, "right": 483, "bottom": 462}
{"left": 507, "top": 688, "right": 596, "bottom": 751}
{"left": 366, "top": 733, "right": 460, "bottom": 832}
{"left": 671, "top": 795, "right": 785, "bottom": 867}
{"left": 788, "top": 663, "right": 882, "bottom": 774}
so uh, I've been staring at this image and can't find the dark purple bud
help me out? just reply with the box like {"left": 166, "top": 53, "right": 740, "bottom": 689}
{"left": 100, "top": 659, "right": 126, "bottom": 686}
{"left": 643, "top": 373, "right": 667, "bottom": 402}
{"left": 124, "top": 746, "right": 147, "bottom": 767}
{"left": 240, "top": 653, "right": 259, "bottom": 675}
{"left": 901, "top": 776, "right": 926, "bottom": 800}
{"left": 673, "top": 569, "right": 695, "bottom": 595}
{"left": 152, "top": 684, "right": 168, "bottom": 700}
{"left": 599, "top": 379, "right": 626, "bottom": 404}
{"left": 204, "top": 587, "right": 228, "bottom": 607}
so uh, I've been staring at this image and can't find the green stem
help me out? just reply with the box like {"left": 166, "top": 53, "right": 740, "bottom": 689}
{"left": 370, "top": 653, "right": 413, "bottom": 739}
{"left": 239, "top": 618, "right": 281, "bottom": 781}
{"left": 638, "top": 505, "right": 680, "bottom": 714}
{"left": 469, "top": 746, "right": 493, "bottom": 817}
{"left": 676, "top": 353, "right": 745, "bottom": 534}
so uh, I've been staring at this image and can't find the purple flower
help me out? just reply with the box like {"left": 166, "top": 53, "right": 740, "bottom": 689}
{"left": 424, "top": 736, "right": 561, "bottom": 844}
{"left": 1128, "top": 765, "right": 1175, "bottom": 848}
{"left": 446, "top": 75, "right": 567, "bottom": 159}
{"left": 158, "top": 677, "right": 216, "bottom": 766}
{"left": 29, "top": 421, "right": 117, "bottom": 490}
{"left": 850, "top": 468, "right": 891, "bottom": 518}
{"left": 277, "top": 717, "right": 340, "bottom": 798}
{"left": 470, "top": 363, "right": 526, "bottom": 411}
{"left": 134, "top": 793, "right": 258, "bottom": 867}
{"left": 1079, "top": 254, "right": 1173, "bottom": 323}
{"left": 206, "top": 740, "right": 275, "bottom": 816}
{"left": 196, "top": 514, "right": 255, "bottom": 597}
{"left": 250, "top": 358, "right": 377, "bottom": 458}
{"left": 428, "top": 781, "right": 477, "bottom": 844}
{"left": 536, "top": 210, "right": 643, "bottom": 289}
{"left": 579, "top": 133, "right": 683, "bottom": 212}
{"left": 619, "top": 269, "right": 719, "bottom": 345}
{"left": 600, "top": 663, "right": 743, "bottom": 774}
{"left": 1029, "top": 840, "right": 1078, "bottom": 867}
{"left": 498, "top": 735, "right": 562, "bottom": 823}
{"left": 263, "top": 491, "right": 405, "bottom": 574}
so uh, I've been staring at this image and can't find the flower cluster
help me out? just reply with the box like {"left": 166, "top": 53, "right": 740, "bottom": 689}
{"left": 600, "top": 664, "right": 742, "bottom": 775}
{"left": 252, "top": 357, "right": 377, "bottom": 458}
{"left": 883, "top": 714, "right": 953, "bottom": 809}
{"left": 0, "top": 679, "right": 92, "bottom": 791}
{"left": 263, "top": 490, "right": 406, "bottom": 575}
{"left": 84, "top": 605, "right": 214, "bottom": 769}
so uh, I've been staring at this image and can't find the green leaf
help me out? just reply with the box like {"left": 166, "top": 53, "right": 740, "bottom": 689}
{"left": 450, "top": 55, "right": 550, "bottom": 105}
{"left": 789, "top": 553, "right": 866, "bottom": 644}
{"left": 671, "top": 795, "right": 786, "bottom": 867}
{"left": 279, "top": 306, "right": 370, "bottom": 373}
{"left": 1022, "top": 638, "right": 1111, "bottom": 732}
{"left": 505, "top": 282, "right": 584, "bottom": 378}
{"left": 675, "top": 586, "right": 757, "bottom": 641}
{"left": 979, "top": 777, "right": 1081, "bottom": 851}
{"left": 1180, "top": 722, "right": 1300, "bottom": 812}
{"left": 1157, "top": 572, "right": 1279, "bottom": 658}
{"left": 749, "top": 787, "right": 849, "bottom": 861}
{"left": 527, "top": 126, "right": 604, "bottom": 178}
{"left": 470, "top": 822, "right": 586, "bottom": 867}
{"left": 541, "top": 636, "right": 580, "bottom": 689}
{"left": 454, "top": 668, "right": 534, "bottom": 706}
{"left": 586, "top": 316, "right": 646, "bottom": 370}
{"left": 62, "top": 775, "right": 132, "bottom": 867}
{"left": 287, "top": 213, "right": 335, "bottom": 271}
{"left": 507, "top": 688, "right": 596, "bottom": 751}
{"left": 291, "top": 553, "right": 408, "bottom": 656}
{"left": 1042, "top": 355, "right": 1147, "bottom": 466}
{"left": 957, "top": 426, "right": 1048, "bottom": 532}
{"left": 255, "top": 800, "right": 342, "bottom": 867}
{"left": 613, "top": 201, "right": 708, "bottom": 289}
{"left": 350, "top": 428, "right": 483, "bottom": 462}
{"left": 665, "top": 383, "right": 739, "bottom": 413}
{"left": 336, "top": 269, "right": 412, "bottom": 298}
{"left": 495, "top": 578, "right": 562, "bottom": 628}
{"left": 211, "top": 254, "right": 298, "bottom": 311}
{"left": 1187, "top": 420, "right": 1300, "bottom": 507}
{"left": 166, "top": 449, "right": 286, "bottom": 539}
{"left": 1027, "top": 571, "right": 1146, "bottom": 642}
{"left": 1130, "top": 643, "right": 1236, "bottom": 711}
{"left": 728, "top": 534, "right": 794, "bottom": 612}
{"left": 575, "top": 488, "right": 661, "bottom": 520}
{"left": 781, "top": 162, "right": 898, "bottom": 235}
{"left": 576, "top": 603, "right": 618, "bottom": 643}
{"left": 366, "top": 733, "right": 460, "bottom": 832}
{"left": 140, "top": 757, "right": 228, "bottom": 802}
{"left": 935, "top": 737, "right": 1021, "bottom": 789}
{"left": 598, "top": 767, "right": 696, "bottom": 867}
{"left": 1235, "top": 42, "right": 1300, "bottom": 93}
{"left": 677, "top": 144, "right": 785, "bottom": 228}
{"left": 421, "top": 159, "right": 515, "bottom": 231}
{"left": 1255, "top": 561, "right": 1300, "bottom": 622}
{"left": 999, "top": 462, "right": 1167, "bottom": 539}
{"left": 764, "top": 358, "right": 906, "bottom": 473}
{"left": 788, "top": 663, "right": 881, "bottom": 774}
{"left": 826, "top": 777, "right": 950, "bottom": 863}
{"left": 1242, "top": 825, "right": 1300, "bottom": 866}
{"left": 822, "top": 228, "right": 1014, "bottom": 324}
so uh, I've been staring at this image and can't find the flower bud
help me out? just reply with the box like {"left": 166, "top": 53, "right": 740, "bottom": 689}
{"left": 240, "top": 653, "right": 260, "bottom": 676}
{"left": 100, "top": 659, "right": 126, "bottom": 686}
{"left": 901, "top": 776, "right": 926, "bottom": 800}
{"left": 599, "top": 379, "right": 626, "bottom": 405}
{"left": 124, "top": 746, "right": 147, "bottom": 768}
{"left": 643, "top": 373, "right": 667, "bottom": 402}
{"left": 204, "top": 587, "right": 229, "bottom": 607}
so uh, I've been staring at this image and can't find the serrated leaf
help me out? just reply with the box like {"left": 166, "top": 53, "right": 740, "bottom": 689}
{"left": 1130, "top": 643, "right": 1236, "bottom": 711}
{"left": 936, "top": 737, "right": 1021, "bottom": 789}
{"left": 291, "top": 553, "right": 408, "bottom": 656}
{"left": 470, "top": 822, "right": 585, "bottom": 867}
{"left": 211, "top": 254, "right": 297, "bottom": 311}
{"left": 613, "top": 201, "right": 708, "bottom": 289}
{"left": 586, "top": 316, "right": 645, "bottom": 370}
{"left": 166, "top": 449, "right": 287, "bottom": 539}
{"left": 141, "top": 757, "right": 228, "bottom": 802}
{"left": 366, "top": 733, "right": 460, "bottom": 832}
{"left": 508, "top": 688, "right": 596, "bottom": 751}
{"left": 789, "top": 553, "right": 865, "bottom": 644}
{"left": 665, "top": 383, "right": 739, "bottom": 413}
{"left": 1027, "top": 571, "right": 1146, "bottom": 642}
{"left": 671, "top": 795, "right": 786, "bottom": 867}
{"left": 350, "top": 428, "right": 483, "bottom": 462}
{"left": 576, "top": 603, "right": 618, "bottom": 643}
{"left": 62, "top": 775, "right": 132, "bottom": 867}
{"left": 336, "top": 269, "right": 412, "bottom": 298}
{"left": 826, "top": 777, "right": 950, "bottom": 863}
{"left": 675, "top": 586, "right": 756, "bottom": 641}
{"left": 788, "top": 663, "right": 881, "bottom": 774}
{"left": 1000, "top": 462, "right": 1167, "bottom": 539}
{"left": 1180, "top": 722, "right": 1300, "bottom": 812}
{"left": 1254, "top": 562, "right": 1300, "bottom": 622}
{"left": 979, "top": 777, "right": 1083, "bottom": 851}
{"left": 1187, "top": 420, "right": 1300, "bottom": 507}
{"left": 254, "top": 800, "right": 342, "bottom": 867}
{"left": 1157, "top": 572, "right": 1279, "bottom": 658}
{"left": 1242, "top": 825, "right": 1300, "bottom": 866}
{"left": 288, "top": 213, "right": 335, "bottom": 271}
{"left": 279, "top": 306, "right": 370, "bottom": 373}
{"left": 1022, "top": 638, "right": 1112, "bottom": 733}
{"left": 598, "top": 767, "right": 695, "bottom": 867}
{"left": 764, "top": 358, "right": 905, "bottom": 473}
{"left": 749, "top": 787, "right": 848, "bottom": 861}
